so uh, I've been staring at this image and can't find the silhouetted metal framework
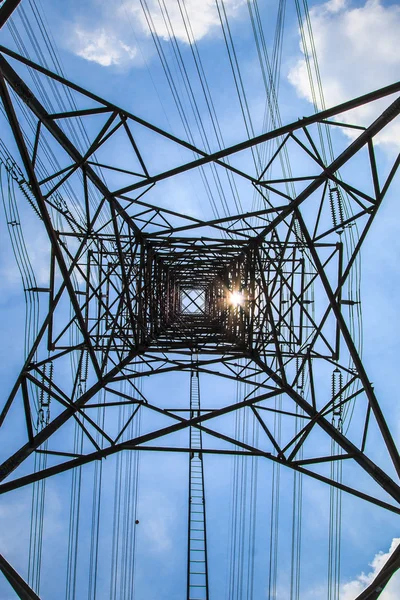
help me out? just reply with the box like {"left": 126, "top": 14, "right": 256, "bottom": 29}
{"left": 0, "top": 42, "right": 400, "bottom": 599}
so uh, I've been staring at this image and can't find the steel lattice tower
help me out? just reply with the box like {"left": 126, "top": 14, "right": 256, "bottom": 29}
{"left": 1, "top": 13, "right": 400, "bottom": 598}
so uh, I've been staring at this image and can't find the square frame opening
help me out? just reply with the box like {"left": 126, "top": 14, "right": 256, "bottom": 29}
{"left": 180, "top": 288, "right": 206, "bottom": 314}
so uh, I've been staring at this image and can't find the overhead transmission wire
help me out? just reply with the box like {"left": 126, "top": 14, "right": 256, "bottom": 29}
{"left": 234, "top": 1, "right": 351, "bottom": 595}
{"left": 0, "top": 149, "right": 51, "bottom": 595}
{"left": 328, "top": 368, "right": 344, "bottom": 600}
{"left": 218, "top": 7, "right": 278, "bottom": 564}
{"left": 88, "top": 388, "right": 106, "bottom": 600}
{"left": 8, "top": 5, "right": 98, "bottom": 215}
{"left": 7, "top": 7, "right": 112, "bottom": 232}
{"left": 139, "top": 0, "right": 246, "bottom": 221}
{"left": 4, "top": 4, "right": 144, "bottom": 597}
{"left": 294, "top": 4, "right": 364, "bottom": 596}
{"left": 119, "top": 0, "right": 211, "bottom": 218}
{"left": 7, "top": 2, "right": 284, "bottom": 596}
{"left": 138, "top": 0, "right": 220, "bottom": 219}
{"left": 7, "top": 18, "right": 86, "bottom": 580}
{"left": 175, "top": 0, "right": 243, "bottom": 214}
{"left": 0, "top": 137, "right": 49, "bottom": 596}
{"left": 65, "top": 407, "right": 84, "bottom": 600}
{"left": 8, "top": 11, "right": 142, "bottom": 523}
{"left": 295, "top": 0, "right": 362, "bottom": 367}
{"left": 137, "top": 0, "right": 290, "bottom": 231}
{"left": 247, "top": 0, "right": 296, "bottom": 201}
{"left": 17, "top": 3, "right": 84, "bottom": 153}
{"left": 235, "top": 2, "right": 305, "bottom": 596}
{"left": 11, "top": 1, "right": 112, "bottom": 385}
{"left": 267, "top": 393, "right": 282, "bottom": 599}
{"left": 29, "top": 0, "right": 99, "bottom": 156}
{"left": 294, "top": 6, "right": 344, "bottom": 596}
{"left": 3, "top": 1, "right": 362, "bottom": 596}
{"left": 109, "top": 376, "right": 142, "bottom": 600}
{"left": 217, "top": 2, "right": 295, "bottom": 596}
{"left": 156, "top": 0, "right": 237, "bottom": 217}
{"left": 215, "top": 0, "right": 262, "bottom": 176}
{"left": 5, "top": 27, "right": 86, "bottom": 226}
{"left": 0, "top": 125, "right": 45, "bottom": 600}
{"left": 131, "top": 7, "right": 272, "bottom": 596}
{"left": 0, "top": 155, "right": 39, "bottom": 358}
{"left": 226, "top": 371, "right": 259, "bottom": 600}
{"left": 4, "top": 6, "right": 115, "bottom": 596}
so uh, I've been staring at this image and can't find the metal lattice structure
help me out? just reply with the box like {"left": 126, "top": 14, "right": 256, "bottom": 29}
{"left": 1, "top": 32, "right": 400, "bottom": 599}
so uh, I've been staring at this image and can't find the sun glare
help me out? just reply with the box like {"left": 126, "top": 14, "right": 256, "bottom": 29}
{"left": 229, "top": 291, "right": 245, "bottom": 307}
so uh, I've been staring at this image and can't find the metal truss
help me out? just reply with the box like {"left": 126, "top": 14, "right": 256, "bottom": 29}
{"left": 0, "top": 44, "right": 400, "bottom": 598}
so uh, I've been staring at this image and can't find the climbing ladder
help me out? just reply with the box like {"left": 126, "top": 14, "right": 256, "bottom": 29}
{"left": 187, "top": 367, "right": 209, "bottom": 600}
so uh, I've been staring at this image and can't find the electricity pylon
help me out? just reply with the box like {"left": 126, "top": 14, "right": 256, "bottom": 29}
{"left": 0, "top": 44, "right": 400, "bottom": 599}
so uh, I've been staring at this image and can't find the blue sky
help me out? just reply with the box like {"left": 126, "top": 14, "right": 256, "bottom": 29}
{"left": 1, "top": 1, "right": 400, "bottom": 599}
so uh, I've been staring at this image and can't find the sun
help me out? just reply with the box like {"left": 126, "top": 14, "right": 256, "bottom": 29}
{"left": 229, "top": 291, "right": 245, "bottom": 307}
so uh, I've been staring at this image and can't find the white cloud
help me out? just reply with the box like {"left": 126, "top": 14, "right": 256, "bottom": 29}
{"left": 73, "top": 27, "right": 138, "bottom": 67}
{"left": 340, "top": 537, "right": 400, "bottom": 599}
{"left": 288, "top": 0, "right": 400, "bottom": 149}
{"left": 324, "top": 0, "right": 347, "bottom": 12}
{"left": 70, "top": 0, "right": 247, "bottom": 68}
{"left": 123, "top": 0, "right": 246, "bottom": 44}
{"left": 0, "top": 223, "right": 49, "bottom": 297}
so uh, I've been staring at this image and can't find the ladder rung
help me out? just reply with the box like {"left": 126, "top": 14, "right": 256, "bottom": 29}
{"left": 190, "top": 560, "right": 206, "bottom": 563}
